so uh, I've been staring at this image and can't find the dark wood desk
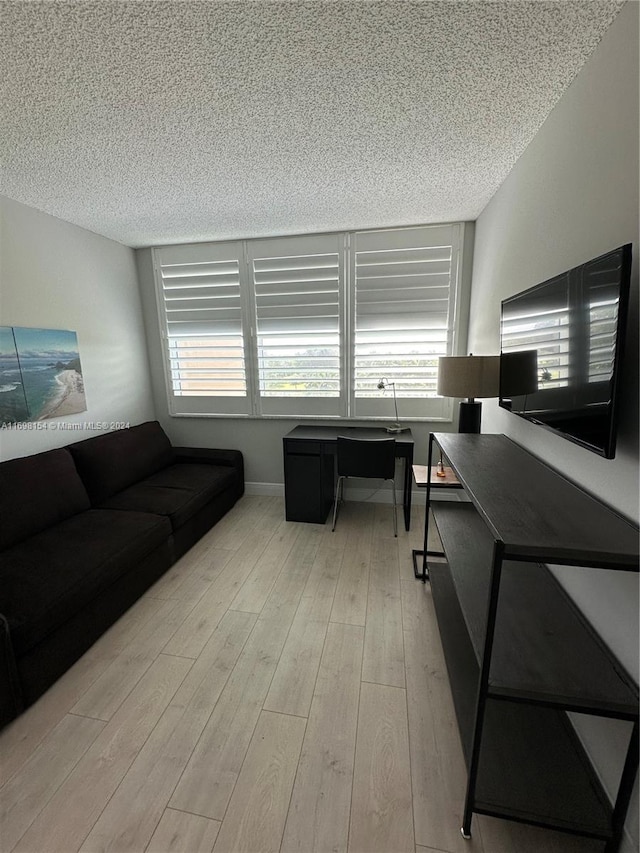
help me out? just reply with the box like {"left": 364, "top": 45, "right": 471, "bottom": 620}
{"left": 283, "top": 425, "right": 414, "bottom": 529}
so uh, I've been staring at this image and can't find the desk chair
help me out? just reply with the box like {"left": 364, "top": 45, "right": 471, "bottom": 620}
{"left": 331, "top": 436, "right": 397, "bottom": 536}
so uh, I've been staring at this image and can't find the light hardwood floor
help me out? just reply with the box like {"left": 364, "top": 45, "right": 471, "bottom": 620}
{"left": 0, "top": 495, "right": 604, "bottom": 853}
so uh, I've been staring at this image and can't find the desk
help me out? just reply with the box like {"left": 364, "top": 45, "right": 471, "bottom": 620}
{"left": 411, "top": 457, "right": 462, "bottom": 581}
{"left": 283, "top": 425, "right": 414, "bottom": 529}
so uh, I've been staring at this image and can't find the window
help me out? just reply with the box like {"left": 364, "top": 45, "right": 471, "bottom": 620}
{"left": 247, "top": 233, "right": 345, "bottom": 417}
{"left": 350, "top": 224, "right": 460, "bottom": 420}
{"left": 153, "top": 224, "right": 467, "bottom": 420}
{"left": 154, "top": 242, "right": 251, "bottom": 416}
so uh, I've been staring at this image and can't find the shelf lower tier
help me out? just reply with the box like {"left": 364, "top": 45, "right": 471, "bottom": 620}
{"left": 430, "top": 559, "right": 614, "bottom": 840}
{"left": 476, "top": 701, "right": 611, "bottom": 836}
{"left": 430, "top": 500, "right": 638, "bottom": 716}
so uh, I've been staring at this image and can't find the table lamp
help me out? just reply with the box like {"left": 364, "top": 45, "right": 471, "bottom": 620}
{"left": 437, "top": 355, "right": 500, "bottom": 433}
{"left": 377, "top": 377, "right": 406, "bottom": 433}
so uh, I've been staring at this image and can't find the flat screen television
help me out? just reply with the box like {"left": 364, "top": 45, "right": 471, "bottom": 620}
{"left": 499, "top": 243, "right": 632, "bottom": 459}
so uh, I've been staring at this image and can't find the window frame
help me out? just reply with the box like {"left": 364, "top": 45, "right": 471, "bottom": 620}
{"left": 153, "top": 223, "right": 469, "bottom": 422}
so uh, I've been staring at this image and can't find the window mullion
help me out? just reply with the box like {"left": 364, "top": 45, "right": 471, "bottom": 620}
{"left": 448, "top": 223, "right": 462, "bottom": 357}
{"left": 346, "top": 231, "right": 356, "bottom": 418}
{"left": 239, "top": 241, "right": 259, "bottom": 416}
{"left": 152, "top": 247, "right": 177, "bottom": 415}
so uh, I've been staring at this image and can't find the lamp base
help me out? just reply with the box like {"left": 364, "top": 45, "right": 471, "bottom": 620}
{"left": 458, "top": 401, "right": 482, "bottom": 434}
{"left": 386, "top": 424, "right": 408, "bottom": 434}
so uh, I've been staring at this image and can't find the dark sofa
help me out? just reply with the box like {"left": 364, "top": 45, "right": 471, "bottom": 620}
{"left": 0, "top": 421, "right": 243, "bottom": 727}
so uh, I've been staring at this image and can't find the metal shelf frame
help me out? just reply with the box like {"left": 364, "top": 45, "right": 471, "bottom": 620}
{"left": 422, "top": 432, "right": 639, "bottom": 852}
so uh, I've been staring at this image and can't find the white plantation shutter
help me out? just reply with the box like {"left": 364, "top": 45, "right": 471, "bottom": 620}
{"left": 351, "top": 224, "right": 461, "bottom": 419}
{"left": 247, "top": 233, "right": 345, "bottom": 417}
{"left": 153, "top": 224, "right": 468, "bottom": 420}
{"left": 153, "top": 242, "right": 251, "bottom": 415}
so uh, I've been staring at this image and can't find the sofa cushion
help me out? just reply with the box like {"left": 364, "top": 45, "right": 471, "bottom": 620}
{"left": 0, "top": 449, "right": 90, "bottom": 550}
{"left": 68, "top": 421, "right": 174, "bottom": 504}
{"left": 100, "top": 463, "right": 237, "bottom": 530}
{"left": 0, "top": 508, "right": 171, "bottom": 655}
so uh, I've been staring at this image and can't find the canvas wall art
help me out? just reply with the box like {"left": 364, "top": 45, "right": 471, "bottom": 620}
{"left": 0, "top": 326, "right": 87, "bottom": 426}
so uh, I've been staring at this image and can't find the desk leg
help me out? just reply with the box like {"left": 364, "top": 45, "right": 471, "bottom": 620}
{"left": 403, "top": 448, "right": 413, "bottom": 532}
{"left": 412, "top": 505, "right": 430, "bottom": 582}
{"left": 411, "top": 434, "right": 445, "bottom": 582}
{"left": 412, "top": 549, "right": 427, "bottom": 582}
{"left": 412, "top": 507, "right": 448, "bottom": 581}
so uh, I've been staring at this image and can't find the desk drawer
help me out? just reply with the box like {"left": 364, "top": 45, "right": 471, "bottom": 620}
{"left": 283, "top": 439, "right": 321, "bottom": 456}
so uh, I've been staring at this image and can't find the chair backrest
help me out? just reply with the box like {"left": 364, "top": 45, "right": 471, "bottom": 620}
{"left": 336, "top": 436, "right": 396, "bottom": 480}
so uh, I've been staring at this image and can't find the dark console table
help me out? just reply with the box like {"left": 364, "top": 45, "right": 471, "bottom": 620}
{"left": 424, "top": 432, "right": 639, "bottom": 852}
{"left": 283, "top": 425, "right": 414, "bottom": 529}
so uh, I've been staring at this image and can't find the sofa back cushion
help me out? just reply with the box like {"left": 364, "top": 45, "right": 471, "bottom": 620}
{"left": 0, "top": 448, "right": 90, "bottom": 550}
{"left": 68, "top": 421, "right": 174, "bottom": 504}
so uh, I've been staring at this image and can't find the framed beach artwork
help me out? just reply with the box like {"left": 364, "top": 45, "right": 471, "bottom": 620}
{"left": 0, "top": 326, "right": 87, "bottom": 426}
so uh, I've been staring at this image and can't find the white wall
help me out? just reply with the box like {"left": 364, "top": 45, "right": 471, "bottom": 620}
{"left": 469, "top": 4, "right": 638, "bottom": 849}
{"left": 0, "top": 196, "right": 155, "bottom": 460}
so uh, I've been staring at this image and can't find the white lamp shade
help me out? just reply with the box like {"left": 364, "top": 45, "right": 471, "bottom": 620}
{"left": 437, "top": 355, "right": 501, "bottom": 399}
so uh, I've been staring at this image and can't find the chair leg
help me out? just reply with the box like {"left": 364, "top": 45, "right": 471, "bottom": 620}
{"left": 391, "top": 478, "right": 397, "bottom": 537}
{"left": 332, "top": 476, "right": 344, "bottom": 531}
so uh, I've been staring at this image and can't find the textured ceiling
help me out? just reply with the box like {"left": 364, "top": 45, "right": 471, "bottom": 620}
{"left": 0, "top": 1, "right": 624, "bottom": 248}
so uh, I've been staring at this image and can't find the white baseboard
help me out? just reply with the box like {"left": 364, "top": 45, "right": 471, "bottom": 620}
{"left": 245, "top": 482, "right": 284, "bottom": 497}
{"left": 244, "top": 482, "right": 464, "bottom": 504}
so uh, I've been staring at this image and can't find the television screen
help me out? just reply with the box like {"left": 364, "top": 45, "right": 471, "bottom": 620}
{"left": 499, "top": 244, "right": 632, "bottom": 458}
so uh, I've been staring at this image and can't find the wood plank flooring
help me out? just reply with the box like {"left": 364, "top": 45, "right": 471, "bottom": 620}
{"left": 0, "top": 495, "right": 604, "bottom": 853}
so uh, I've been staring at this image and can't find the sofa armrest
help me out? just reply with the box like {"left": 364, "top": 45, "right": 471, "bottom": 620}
{"left": 0, "top": 614, "right": 23, "bottom": 727}
{"left": 173, "top": 447, "right": 244, "bottom": 476}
